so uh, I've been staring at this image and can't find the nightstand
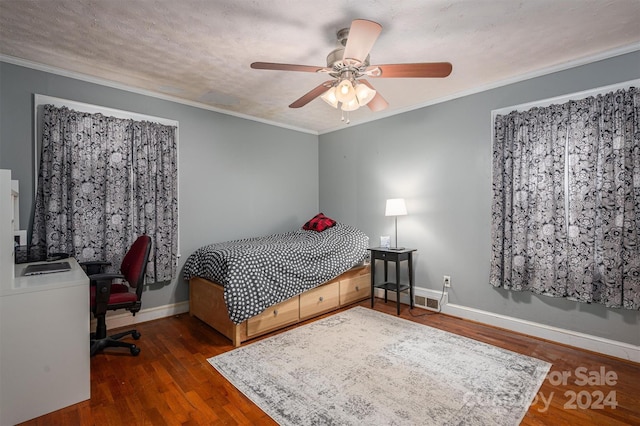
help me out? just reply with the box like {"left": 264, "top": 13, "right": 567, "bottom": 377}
{"left": 368, "top": 247, "right": 416, "bottom": 315}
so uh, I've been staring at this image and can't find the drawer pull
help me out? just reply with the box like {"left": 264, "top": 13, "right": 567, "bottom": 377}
{"left": 273, "top": 310, "right": 278, "bottom": 316}
{"left": 355, "top": 286, "right": 360, "bottom": 291}
{"left": 319, "top": 296, "right": 324, "bottom": 302}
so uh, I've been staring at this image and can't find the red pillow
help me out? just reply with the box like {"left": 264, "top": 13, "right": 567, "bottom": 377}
{"left": 303, "top": 213, "right": 336, "bottom": 232}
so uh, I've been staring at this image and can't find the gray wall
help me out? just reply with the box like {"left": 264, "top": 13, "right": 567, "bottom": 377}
{"left": 319, "top": 51, "right": 640, "bottom": 345}
{"left": 0, "top": 62, "right": 319, "bottom": 309}
{"left": 2, "top": 52, "right": 638, "bottom": 346}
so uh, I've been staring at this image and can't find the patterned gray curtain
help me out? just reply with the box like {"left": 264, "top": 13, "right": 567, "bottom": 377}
{"left": 32, "top": 105, "right": 178, "bottom": 283}
{"left": 130, "top": 121, "right": 178, "bottom": 282}
{"left": 490, "top": 104, "right": 569, "bottom": 296}
{"left": 566, "top": 90, "right": 640, "bottom": 309}
{"left": 490, "top": 87, "right": 639, "bottom": 310}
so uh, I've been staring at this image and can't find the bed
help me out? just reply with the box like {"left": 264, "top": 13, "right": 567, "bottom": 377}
{"left": 184, "top": 219, "right": 371, "bottom": 346}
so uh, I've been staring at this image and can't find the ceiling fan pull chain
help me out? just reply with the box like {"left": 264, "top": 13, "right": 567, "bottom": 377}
{"left": 346, "top": 111, "right": 350, "bottom": 124}
{"left": 341, "top": 110, "right": 345, "bottom": 122}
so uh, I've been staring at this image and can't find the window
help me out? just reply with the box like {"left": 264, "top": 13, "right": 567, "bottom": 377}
{"left": 490, "top": 82, "right": 639, "bottom": 310}
{"left": 32, "top": 96, "right": 179, "bottom": 282}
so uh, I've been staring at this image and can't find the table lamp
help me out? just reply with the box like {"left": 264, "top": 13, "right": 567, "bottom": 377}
{"left": 385, "top": 198, "right": 407, "bottom": 250}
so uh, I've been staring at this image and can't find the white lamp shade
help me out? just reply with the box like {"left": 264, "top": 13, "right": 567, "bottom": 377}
{"left": 320, "top": 87, "right": 338, "bottom": 108}
{"left": 340, "top": 98, "right": 360, "bottom": 111}
{"left": 355, "top": 82, "right": 376, "bottom": 106}
{"left": 335, "top": 79, "right": 356, "bottom": 103}
{"left": 385, "top": 198, "right": 407, "bottom": 216}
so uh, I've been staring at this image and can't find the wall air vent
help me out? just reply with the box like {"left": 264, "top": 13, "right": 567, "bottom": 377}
{"left": 426, "top": 297, "right": 440, "bottom": 311}
{"left": 414, "top": 295, "right": 440, "bottom": 312}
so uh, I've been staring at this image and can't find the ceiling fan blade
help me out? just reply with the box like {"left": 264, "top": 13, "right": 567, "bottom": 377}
{"left": 342, "top": 19, "right": 382, "bottom": 64}
{"left": 359, "top": 79, "right": 388, "bottom": 112}
{"left": 289, "top": 81, "right": 334, "bottom": 108}
{"left": 367, "top": 92, "right": 389, "bottom": 112}
{"left": 369, "top": 62, "right": 453, "bottom": 78}
{"left": 251, "top": 62, "right": 329, "bottom": 73}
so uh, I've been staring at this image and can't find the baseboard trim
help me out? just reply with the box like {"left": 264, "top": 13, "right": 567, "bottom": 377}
{"left": 100, "top": 294, "right": 639, "bottom": 363}
{"left": 375, "top": 288, "right": 639, "bottom": 363}
{"left": 91, "top": 301, "right": 190, "bottom": 330}
{"left": 441, "top": 303, "right": 640, "bottom": 363}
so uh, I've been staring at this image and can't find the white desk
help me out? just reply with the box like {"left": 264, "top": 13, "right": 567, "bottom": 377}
{"left": 0, "top": 258, "right": 90, "bottom": 425}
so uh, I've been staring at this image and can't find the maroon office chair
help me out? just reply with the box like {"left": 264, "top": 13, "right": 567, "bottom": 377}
{"left": 84, "top": 235, "right": 152, "bottom": 356}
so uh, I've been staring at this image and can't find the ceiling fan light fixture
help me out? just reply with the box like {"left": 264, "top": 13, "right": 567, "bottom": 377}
{"left": 320, "top": 86, "right": 339, "bottom": 108}
{"left": 335, "top": 79, "right": 356, "bottom": 103}
{"left": 252, "top": 19, "right": 451, "bottom": 121}
{"left": 341, "top": 98, "right": 360, "bottom": 111}
{"left": 355, "top": 82, "right": 376, "bottom": 106}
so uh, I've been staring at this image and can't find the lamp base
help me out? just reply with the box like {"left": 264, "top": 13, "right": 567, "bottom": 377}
{"left": 389, "top": 247, "right": 405, "bottom": 251}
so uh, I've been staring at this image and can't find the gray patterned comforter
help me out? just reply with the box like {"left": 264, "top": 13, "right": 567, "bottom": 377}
{"left": 183, "top": 222, "right": 369, "bottom": 324}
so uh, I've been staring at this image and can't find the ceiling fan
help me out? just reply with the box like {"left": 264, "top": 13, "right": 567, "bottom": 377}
{"left": 251, "top": 19, "right": 452, "bottom": 119}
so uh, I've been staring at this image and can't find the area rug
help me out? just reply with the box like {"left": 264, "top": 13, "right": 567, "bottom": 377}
{"left": 208, "top": 307, "right": 551, "bottom": 425}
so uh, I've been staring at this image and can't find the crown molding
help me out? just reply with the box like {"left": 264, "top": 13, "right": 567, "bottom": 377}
{"left": 0, "top": 54, "right": 318, "bottom": 136}
{"left": 3, "top": 42, "right": 639, "bottom": 137}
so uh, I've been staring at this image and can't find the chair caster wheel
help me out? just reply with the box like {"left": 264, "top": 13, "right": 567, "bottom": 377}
{"left": 130, "top": 345, "right": 140, "bottom": 356}
{"left": 132, "top": 331, "right": 141, "bottom": 340}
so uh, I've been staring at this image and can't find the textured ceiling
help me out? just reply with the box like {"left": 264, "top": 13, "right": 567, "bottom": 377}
{"left": 1, "top": 0, "right": 639, "bottom": 134}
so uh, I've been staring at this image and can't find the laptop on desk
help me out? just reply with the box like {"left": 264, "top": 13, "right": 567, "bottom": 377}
{"left": 23, "top": 261, "right": 72, "bottom": 276}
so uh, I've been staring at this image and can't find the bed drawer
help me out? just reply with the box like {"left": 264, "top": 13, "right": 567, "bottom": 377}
{"left": 247, "top": 296, "right": 299, "bottom": 337}
{"left": 300, "top": 280, "right": 340, "bottom": 320}
{"left": 339, "top": 274, "right": 371, "bottom": 306}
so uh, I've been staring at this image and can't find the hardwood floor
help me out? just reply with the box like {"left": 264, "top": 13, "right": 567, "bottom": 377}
{"left": 21, "top": 300, "right": 639, "bottom": 425}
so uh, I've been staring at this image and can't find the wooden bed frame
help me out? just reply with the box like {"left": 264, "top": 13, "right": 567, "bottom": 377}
{"left": 189, "top": 264, "right": 371, "bottom": 346}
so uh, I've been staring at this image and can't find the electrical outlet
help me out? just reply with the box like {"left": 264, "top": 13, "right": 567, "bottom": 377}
{"left": 443, "top": 275, "right": 451, "bottom": 288}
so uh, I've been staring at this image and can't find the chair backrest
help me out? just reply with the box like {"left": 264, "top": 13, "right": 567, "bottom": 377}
{"left": 120, "top": 235, "right": 152, "bottom": 293}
